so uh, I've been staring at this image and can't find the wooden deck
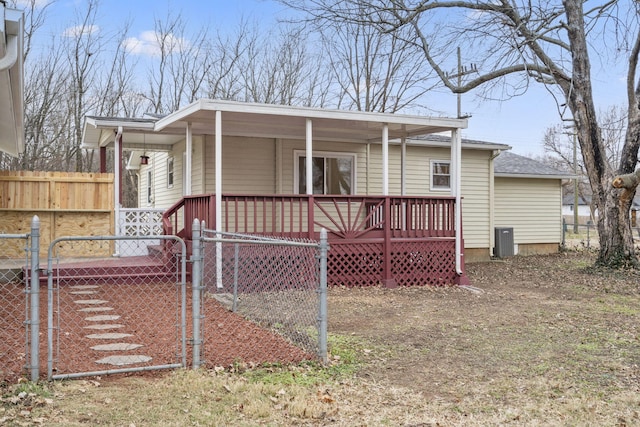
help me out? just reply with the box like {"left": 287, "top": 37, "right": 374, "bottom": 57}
{"left": 163, "top": 194, "right": 468, "bottom": 287}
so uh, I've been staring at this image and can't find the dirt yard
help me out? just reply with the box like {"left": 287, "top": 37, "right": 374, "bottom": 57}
{"left": 4, "top": 250, "right": 640, "bottom": 426}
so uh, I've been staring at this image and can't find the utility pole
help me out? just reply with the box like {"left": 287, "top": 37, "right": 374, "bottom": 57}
{"left": 445, "top": 47, "right": 478, "bottom": 118}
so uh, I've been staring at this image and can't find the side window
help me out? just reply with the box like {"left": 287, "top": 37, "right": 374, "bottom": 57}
{"left": 167, "top": 157, "right": 174, "bottom": 188}
{"left": 296, "top": 152, "right": 355, "bottom": 195}
{"left": 147, "top": 170, "right": 153, "bottom": 204}
{"left": 430, "top": 160, "right": 451, "bottom": 191}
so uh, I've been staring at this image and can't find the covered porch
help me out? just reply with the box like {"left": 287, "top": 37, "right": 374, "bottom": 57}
{"left": 82, "top": 99, "right": 469, "bottom": 287}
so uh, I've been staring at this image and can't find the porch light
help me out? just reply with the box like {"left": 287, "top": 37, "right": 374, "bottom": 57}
{"left": 140, "top": 134, "right": 149, "bottom": 164}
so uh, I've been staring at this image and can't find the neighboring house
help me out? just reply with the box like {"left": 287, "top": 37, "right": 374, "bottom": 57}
{"left": 0, "top": 4, "right": 24, "bottom": 157}
{"left": 562, "top": 193, "right": 593, "bottom": 224}
{"left": 81, "top": 99, "right": 570, "bottom": 286}
{"left": 494, "top": 151, "right": 575, "bottom": 256}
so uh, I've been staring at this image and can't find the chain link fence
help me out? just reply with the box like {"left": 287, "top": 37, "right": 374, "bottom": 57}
{"left": 2, "top": 217, "right": 327, "bottom": 382}
{"left": 194, "top": 223, "right": 328, "bottom": 368}
{"left": 46, "top": 236, "right": 187, "bottom": 380}
{"left": 0, "top": 231, "right": 31, "bottom": 383}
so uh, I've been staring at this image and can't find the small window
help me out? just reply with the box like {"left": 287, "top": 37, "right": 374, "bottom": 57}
{"left": 146, "top": 170, "right": 153, "bottom": 204}
{"left": 430, "top": 160, "right": 450, "bottom": 191}
{"left": 167, "top": 157, "right": 174, "bottom": 188}
{"left": 295, "top": 152, "right": 355, "bottom": 195}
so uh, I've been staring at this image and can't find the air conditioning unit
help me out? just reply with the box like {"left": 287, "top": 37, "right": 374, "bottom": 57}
{"left": 494, "top": 227, "right": 514, "bottom": 258}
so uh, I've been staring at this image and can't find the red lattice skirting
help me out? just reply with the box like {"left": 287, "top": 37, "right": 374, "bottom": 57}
{"left": 327, "top": 238, "right": 458, "bottom": 287}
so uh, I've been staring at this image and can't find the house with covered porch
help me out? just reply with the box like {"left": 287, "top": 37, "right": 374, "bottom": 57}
{"left": 83, "top": 99, "right": 515, "bottom": 287}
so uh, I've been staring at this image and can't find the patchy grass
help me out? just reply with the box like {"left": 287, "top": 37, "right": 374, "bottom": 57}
{"left": 6, "top": 251, "right": 640, "bottom": 426}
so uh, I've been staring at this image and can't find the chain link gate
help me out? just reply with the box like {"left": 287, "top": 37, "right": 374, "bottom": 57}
{"left": 190, "top": 221, "right": 328, "bottom": 369}
{"left": 46, "top": 235, "right": 187, "bottom": 380}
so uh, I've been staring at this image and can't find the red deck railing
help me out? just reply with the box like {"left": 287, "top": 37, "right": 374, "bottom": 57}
{"left": 162, "top": 194, "right": 464, "bottom": 287}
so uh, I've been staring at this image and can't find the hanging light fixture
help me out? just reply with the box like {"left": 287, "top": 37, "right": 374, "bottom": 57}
{"left": 140, "top": 133, "right": 149, "bottom": 165}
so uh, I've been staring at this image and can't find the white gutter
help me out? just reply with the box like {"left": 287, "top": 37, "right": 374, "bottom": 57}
{"left": 0, "top": 33, "right": 17, "bottom": 71}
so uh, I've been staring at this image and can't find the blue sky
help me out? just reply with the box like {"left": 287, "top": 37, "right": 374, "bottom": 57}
{"left": 18, "top": 0, "right": 628, "bottom": 158}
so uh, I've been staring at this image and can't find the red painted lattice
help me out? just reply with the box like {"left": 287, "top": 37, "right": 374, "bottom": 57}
{"left": 390, "top": 240, "right": 457, "bottom": 286}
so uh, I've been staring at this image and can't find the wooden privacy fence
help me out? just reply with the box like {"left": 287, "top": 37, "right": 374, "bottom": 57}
{"left": 0, "top": 171, "right": 114, "bottom": 257}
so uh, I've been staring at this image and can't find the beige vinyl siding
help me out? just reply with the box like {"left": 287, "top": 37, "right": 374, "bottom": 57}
{"left": 494, "top": 177, "right": 563, "bottom": 246}
{"left": 460, "top": 151, "right": 491, "bottom": 249}
{"left": 203, "top": 136, "right": 276, "bottom": 194}
{"left": 190, "top": 135, "right": 205, "bottom": 194}
{"left": 365, "top": 145, "right": 492, "bottom": 249}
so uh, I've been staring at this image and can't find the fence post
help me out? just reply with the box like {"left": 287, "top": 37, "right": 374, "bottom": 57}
{"left": 191, "top": 219, "right": 202, "bottom": 369}
{"left": 29, "top": 215, "right": 40, "bottom": 381}
{"left": 318, "top": 228, "right": 329, "bottom": 364}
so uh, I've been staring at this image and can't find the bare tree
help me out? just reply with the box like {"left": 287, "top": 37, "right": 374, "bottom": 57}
{"left": 282, "top": 0, "right": 640, "bottom": 268}
{"left": 320, "top": 16, "right": 436, "bottom": 113}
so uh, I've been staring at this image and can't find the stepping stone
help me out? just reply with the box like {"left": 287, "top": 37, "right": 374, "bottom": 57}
{"left": 78, "top": 307, "right": 114, "bottom": 312}
{"left": 74, "top": 299, "right": 108, "bottom": 305}
{"left": 70, "top": 291, "right": 98, "bottom": 295}
{"left": 91, "top": 343, "right": 143, "bottom": 351}
{"left": 95, "top": 355, "right": 152, "bottom": 366}
{"left": 84, "top": 324, "right": 124, "bottom": 330}
{"left": 86, "top": 333, "right": 133, "bottom": 340}
{"left": 85, "top": 315, "right": 121, "bottom": 322}
{"left": 70, "top": 285, "right": 100, "bottom": 290}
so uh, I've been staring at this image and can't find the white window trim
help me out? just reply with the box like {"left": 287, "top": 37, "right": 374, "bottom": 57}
{"left": 293, "top": 150, "right": 357, "bottom": 195}
{"left": 430, "top": 159, "right": 451, "bottom": 192}
{"left": 167, "top": 156, "right": 174, "bottom": 189}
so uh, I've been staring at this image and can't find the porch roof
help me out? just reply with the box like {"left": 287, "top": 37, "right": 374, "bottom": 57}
{"left": 0, "top": 6, "right": 24, "bottom": 158}
{"left": 82, "top": 99, "right": 469, "bottom": 149}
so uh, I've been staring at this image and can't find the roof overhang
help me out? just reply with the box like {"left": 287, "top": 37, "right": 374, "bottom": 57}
{"left": 81, "top": 116, "right": 183, "bottom": 150}
{"left": 495, "top": 172, "right": 578, "bottom": 180}
{"left": 82, "top": 99, "right": 469, "bottom": 150}
{"left": 154, "top": 99, "right": 468, "bottom": 143}
{"left": 0, "top": 5, "right": 24, "bottom": 157}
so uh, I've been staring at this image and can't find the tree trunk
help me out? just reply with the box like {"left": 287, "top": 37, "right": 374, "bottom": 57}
{"left": 562, "top": 0, "right": 637, "bottom": 267}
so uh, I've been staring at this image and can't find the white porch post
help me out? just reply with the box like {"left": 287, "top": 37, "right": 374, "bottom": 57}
{"left": 215, "top": 110, "right": 223, "bottom": 288}
{"left": 305, "top": 118, "right": 313, "bottom": 195}
{"left": 382, "top": 124, "right": 389, "bottom": 196}
{"left": 400, "top": 136, "right": 406, "bottom": 196}
{"left": 185, "top": 122, "right": 192, "bottom": 196}
{"left": 113, "top": 126, "right": 122, "bottom": 256}
{"left": 451, "top": 129, "right": 463, "bottom": 275}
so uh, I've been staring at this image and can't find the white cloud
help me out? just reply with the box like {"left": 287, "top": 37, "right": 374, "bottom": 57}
{"left": 122, "top": 30, "right": 191, "bottom": 57}
{"left": 62, "top": 24, "right": 99, "bottom": 38}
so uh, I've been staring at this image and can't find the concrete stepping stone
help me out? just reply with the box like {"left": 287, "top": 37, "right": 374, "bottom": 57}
{"left": 78, "top": 307, "right": 114, "bottom": 312}
{"left": 70, "top": 290, "right": 98, "bottom": 295}
{"left": 85, "top": 315, "right": 121, "bottom": 322}
{"left": 86, "top": 332, "right": 133, "bottom": 340}
{"left": 84, "top": 324, "right": 124, "bottom": 330}
{"left": 95, "top": 355, "right": 152, "bottom": 366}
{"left": 91, "top": 343, "right": 143, "bottom": 351}
{"left": 74, "top": 299, "right": 108, "bottom": 305}
{"left": 70, "top": 285, "right": 100, "bottom": 290}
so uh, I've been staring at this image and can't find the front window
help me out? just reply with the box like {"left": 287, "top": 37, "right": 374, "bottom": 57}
{"left": 296, "top": 152, "right": 355, "bottom": 195}
{"left": 430, "top": 160, "right": 450, "bottom": 191}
